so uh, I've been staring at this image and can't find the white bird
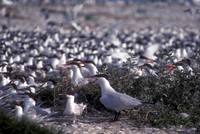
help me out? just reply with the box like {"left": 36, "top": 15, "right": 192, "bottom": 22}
{"left": 64, "top": 94, "right": 86, "bottom": 116}
{"left": 89, "top": 74, "right": 142, "bottom": 121}
{"left": 27, "top": 76, "right": 36, "bottom": 86}
{"left": 2, "top": 0, "right": 13, "bottom": 5}
{"left": 36, "top": 60, "right": 43, "bottom": 69}
{"left": 15, "top": 104, "right": 23, "bottom": 121}
{"left": 63, "top": 94, "right": 86, "bottom": 123}
{"left": 0, "top": 63, "right": 8, "bottom": 72}
{"left": 174, "top": 48, "right": 188, "bottom": 62}
{"left": 50, "top": 57, "right": 60, "bottom": 69}
{"left": 0, "top": 75, "right": 10, "bottom": 86}
{"left": 144, "top": 43, "right": 159, "bottom": 60}
{"left": 15, "top": 102, "right": 38, "bottom": 121}
{"left": 71, "top": 21, "right": 82, "bottom": 32}
{"left": 80, "top": 60, "right": 98, "bottom": 77}
{"left": 71, "top": 64, "right": 89, "bottom": 87}
{"left": 59, "top": 54, "right": 67, "bottom": 64}
{"left": 17, "top": 80, "right": 29, "bottom": 89}
{"left": 63, "top": 62, "right": 90, "bottom": 87}
{"left": 64, "top": 59, "right": 98, "bottom": 77}
{"left": 24, "top": 93, "right": 36, "bottom": 113}
{"left": 15, "top": 94, "right": 49, "bottom": 121}
{"left": 109, "top": 48, "right": 130, "bottom": 63}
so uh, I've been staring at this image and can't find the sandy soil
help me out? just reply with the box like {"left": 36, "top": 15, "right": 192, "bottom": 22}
{"left": 42, "top": 111, "right": 197, "bottom": 134}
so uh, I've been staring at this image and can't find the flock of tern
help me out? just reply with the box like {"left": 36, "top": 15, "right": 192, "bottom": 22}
{"left": 0, "top": 26, "right": 199, "bottom": 123}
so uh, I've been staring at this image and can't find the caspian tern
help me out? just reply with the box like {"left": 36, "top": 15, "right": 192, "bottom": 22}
{"left": 88, "top": 74, "right": 142, "bottom": 121}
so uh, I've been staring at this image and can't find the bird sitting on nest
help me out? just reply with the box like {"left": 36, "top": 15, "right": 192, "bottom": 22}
{"left": 63, "top": 94, "right": 86, "bottom": 123}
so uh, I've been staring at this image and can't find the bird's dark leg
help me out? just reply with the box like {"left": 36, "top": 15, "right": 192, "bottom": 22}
{"left": 113, "top": 112, "right": 121, "bottom": 121}
{"left": 116, "top": 112, "right": 121, "bottom": 120}
{"left": 113, "top": 112, "right": 118, "bottom": 121}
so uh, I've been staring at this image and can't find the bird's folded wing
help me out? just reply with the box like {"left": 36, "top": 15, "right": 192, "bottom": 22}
{"left": 100, "top": 94, "right": 124, "bottom": 110}
{"left": 118, "top": 93, "right": 142, "bottom": 107}
{"left": 101, "top": 93, "right": 142, "bottom": 111}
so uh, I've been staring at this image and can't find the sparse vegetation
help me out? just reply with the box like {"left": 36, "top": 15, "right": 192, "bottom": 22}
{"left": 63, "top": 61, "right": 200, "bottom": 129}
{"left": 32, "top": 56, "right": 200, "bottom": 131}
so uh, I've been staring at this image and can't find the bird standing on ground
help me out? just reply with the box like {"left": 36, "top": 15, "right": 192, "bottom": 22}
{"left": 88, "top": 74, "right": 142, "bottom": 121}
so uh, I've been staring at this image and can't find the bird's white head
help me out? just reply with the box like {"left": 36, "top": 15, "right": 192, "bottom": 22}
{"left": 87, "top": 74, "right": 114, "bottom": 93}
{"left": 84, "top": 60, "right": 98, "bottom": 75}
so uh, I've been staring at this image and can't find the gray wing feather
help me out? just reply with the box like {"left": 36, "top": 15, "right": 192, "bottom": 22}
{"left": 100, "top": 94, "right": 120, "bottom": 111}
{"left": 100, "top": 92, "right": 142, "bottom": 111}
{"left": 117, "top": 93, "right": 142, "bottom": 107}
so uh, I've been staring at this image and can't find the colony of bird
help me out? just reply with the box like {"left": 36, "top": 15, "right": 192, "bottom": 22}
{"left": 0, "top": 26, "right": 199, "bottom": 122}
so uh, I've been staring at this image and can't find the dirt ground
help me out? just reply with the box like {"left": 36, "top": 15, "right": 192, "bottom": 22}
{"left": 42, "top": 110, "right": 197, "bottom": 134}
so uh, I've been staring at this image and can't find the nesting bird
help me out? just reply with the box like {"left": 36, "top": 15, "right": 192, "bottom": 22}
{"left": 63, "top": 94, "right": 86, "bottom": 123}
{"left": 23, "top": 93, "right": 36, "bottom": 113}
{"left": 64, "top": 94, "right": 86, "bottom": 116}
{"left": 14, "top": 99, "right": 37, "bottom": 121}
{"left": 15, "top": 103, "right": 23, "bottom": 121}
{"left": 166, "top": 58, "right": 194, "bottom": 75}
